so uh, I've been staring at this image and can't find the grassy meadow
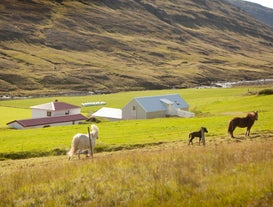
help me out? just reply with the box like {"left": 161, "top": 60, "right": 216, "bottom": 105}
{"left": 0, "top": 87, "right": 273, "bottom": 206}
{"left": 0, "top": 137, "right": 272, "bottom": 206}
{"left": 0, "top": 87, "right": 272, "bottom": 158}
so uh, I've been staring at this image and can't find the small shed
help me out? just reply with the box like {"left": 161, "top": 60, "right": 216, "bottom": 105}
{"left": 122, "top": 94, "right": 193, "bottom": 120}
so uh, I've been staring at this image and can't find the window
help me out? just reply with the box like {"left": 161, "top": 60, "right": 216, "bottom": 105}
{"left": 132, "top": 106, "right": 136, "bottom": 110}
{"left": 47, "top": 111, "right": 52, "bottom": 117}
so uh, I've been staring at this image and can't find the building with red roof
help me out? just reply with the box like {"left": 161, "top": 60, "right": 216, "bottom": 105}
{"left": 7, "top": 101, "right": 86, "bottom": 129}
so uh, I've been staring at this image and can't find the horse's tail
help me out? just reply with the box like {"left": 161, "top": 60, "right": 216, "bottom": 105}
{"left": 228, "top": 120, "right": 233, "bottom": 135}
{"left": 67, "top": 145, "right": 75, "bottom": 156}
{"left": 67, "top": 134, "right": 79, "bottom": 159}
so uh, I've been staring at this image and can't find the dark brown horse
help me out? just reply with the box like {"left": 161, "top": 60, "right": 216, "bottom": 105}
{"left": 228, "top": 111, "right": 258, "bottom": 138}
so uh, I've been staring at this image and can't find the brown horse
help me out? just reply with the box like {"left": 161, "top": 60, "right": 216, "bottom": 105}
{"left": 228, "top": 111, "right": 258, "bottom": 138}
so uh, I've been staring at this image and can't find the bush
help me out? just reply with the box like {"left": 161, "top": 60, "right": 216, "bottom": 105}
{"left": 0, "top": 148, "right": 67, "bottom": 160}
{"left": 258, "top": 89, "right": 273, "bottom": 95}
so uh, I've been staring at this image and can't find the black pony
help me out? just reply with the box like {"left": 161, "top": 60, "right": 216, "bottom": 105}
{"left": 228, "top": 111, "right": 258, "bottom": 138}
{"left": 188, "top": 127, "right": 208, "bottom": 145}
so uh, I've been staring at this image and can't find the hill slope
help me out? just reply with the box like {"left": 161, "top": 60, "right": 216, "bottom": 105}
{"left": 0, "top": 0, "right": 273, "bottom": 95}
{"left": 224, "top": 0, "right": 273, "bottom": 27}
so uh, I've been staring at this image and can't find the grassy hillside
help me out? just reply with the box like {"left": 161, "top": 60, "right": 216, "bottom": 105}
{"left": 0, "top": 0, "right": 273, "bottom": 95}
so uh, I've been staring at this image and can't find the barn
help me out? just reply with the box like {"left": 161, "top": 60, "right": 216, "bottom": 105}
{"left": 7, "top": 101, "right": 86, "bottom": 129}
{"left": 122, "top": 94, "right": 194, "bottom": 120}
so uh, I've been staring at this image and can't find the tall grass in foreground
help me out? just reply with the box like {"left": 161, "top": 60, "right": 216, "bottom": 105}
{"left": 0, "top": 139, "right": 272, "bottom": 207}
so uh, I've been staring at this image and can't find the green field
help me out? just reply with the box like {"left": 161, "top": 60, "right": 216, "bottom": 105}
{"left": 0, "top": 87, "right": 272, "bottom": 159}
{"left": 0, "top": 87, "right": 273, "bottom": 206}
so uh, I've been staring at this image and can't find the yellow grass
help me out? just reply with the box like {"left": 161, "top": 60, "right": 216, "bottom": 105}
{"left": 0, "top": 139, "right": 272, "bottom": 206}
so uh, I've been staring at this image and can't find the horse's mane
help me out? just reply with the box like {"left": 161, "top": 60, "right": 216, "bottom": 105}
{"left": 246, "top": 111, "right": 258, "bottom": 120}
{"left": 91, "top": 124, "right": 99, "bottom": 138}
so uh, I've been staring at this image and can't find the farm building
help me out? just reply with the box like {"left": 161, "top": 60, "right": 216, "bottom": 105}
{"left": 122, "top": 94, "right": 194, "bottom": 120}
{"left": 7, "top": 101, "right": 86, "bottom": 129}
{"left": 91, "top": 94, "right": 194, "bottom": 120}
{"left": 92, "top": 107, "right": 122, "bottom": 121}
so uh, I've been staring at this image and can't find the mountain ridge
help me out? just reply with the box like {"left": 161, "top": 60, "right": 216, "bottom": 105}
{"left": 0, "top": 0, "right": 273, "bottom": 95}
{"left": 224, "top": 0, "right": 273, "bottom": 27}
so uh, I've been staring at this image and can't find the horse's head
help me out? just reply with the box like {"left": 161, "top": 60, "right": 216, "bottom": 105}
{"left": 248, "top": 111, "right": 258, "bottom": 121}
{"left": 91, "top": 124, "right": 99, "bottom": 139}
{"left": 91, "top": 131, "right": 99, "bottom": 139}
{"left": 201, "top": 127, "right": 208, "bottom": 133}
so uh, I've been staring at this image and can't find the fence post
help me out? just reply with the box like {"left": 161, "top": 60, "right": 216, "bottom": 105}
{"left": 88, "top": 127, "right": 93, "bottom": 158}
{"left": 201, "top": 127, "right": 206, "bottom": 146}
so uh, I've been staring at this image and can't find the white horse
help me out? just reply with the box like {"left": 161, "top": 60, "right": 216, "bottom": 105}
{"left": 68, "top": 124, "right": 99, "bottom": 160}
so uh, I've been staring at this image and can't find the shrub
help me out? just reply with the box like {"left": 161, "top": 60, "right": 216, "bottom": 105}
{"left": 258, "top": 89, "right": 273, "bottom": 95}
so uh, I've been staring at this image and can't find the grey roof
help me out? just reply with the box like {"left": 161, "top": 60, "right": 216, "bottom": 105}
{"left": 134, "top": 94, "right": 189, "bottom": 112}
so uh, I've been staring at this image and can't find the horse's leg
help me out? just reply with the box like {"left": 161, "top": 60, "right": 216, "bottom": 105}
{"left": 246, "top": 127, "right": 251, "bottom": 136}
{"left": 230, "top": 126, "right": 235, "bottom": 138}
{"left": 68, "top": 152, "right": 74, "bottom": 160}
{"left": 188, "top": 134, "right": 192, "bottom": 145}
{"left": 198, "top": 137, "right": 201, "bottom": 145}
{"left": 228, "top": 121, "right": 236, "bottom": 138}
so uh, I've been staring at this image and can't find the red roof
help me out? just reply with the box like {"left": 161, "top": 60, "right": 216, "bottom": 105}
{"left": 31, "top": 101, "right": 80, "bottom": 111}
{"left": 53, "top": 102, "right": 80, "bottom": 110}
{"left": 7, "top": 114, "right": 87, "bottom": 128}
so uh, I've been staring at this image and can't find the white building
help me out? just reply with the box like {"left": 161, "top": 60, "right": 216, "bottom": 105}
{"left": 122, "top": 94, "right": 194, "bottom": 120}
{"left": 7, "top": 101, "right": 86, "bottom": 129}
{"left": 91, "top": 94, "right": 194, "bottom": 121}
{"left": 31, "top": 101, "right": 81, "bottom": 118}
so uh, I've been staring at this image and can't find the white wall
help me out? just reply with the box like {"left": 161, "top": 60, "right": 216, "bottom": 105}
{"left": 32, "top": 108, "right": 81, "bottom": 118}
{"left": 7, "top": 122, "right": 24, "bottom": 129}
{"left": 122, "top": 99, "right": 146, "bottom": 120}
{"left": 52, "top": 108, "right": 80, "bottom": 117}
{"left": 32, "top": 109, "right": 47, "bottom": 118}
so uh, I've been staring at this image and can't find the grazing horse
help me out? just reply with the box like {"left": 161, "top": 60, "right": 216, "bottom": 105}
{"left": 188, "top": 127, "right": 208, "bottom": 145}
{"left": 228, "top": 111, "right": 258, "bottom": 138}
{"left": 68, "top": 124, "right": 99, "bottom": 160}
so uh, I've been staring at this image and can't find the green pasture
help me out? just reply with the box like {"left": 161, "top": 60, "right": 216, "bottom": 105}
{"left": 0, "top": 87, "right": 272, "bottom": 159}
